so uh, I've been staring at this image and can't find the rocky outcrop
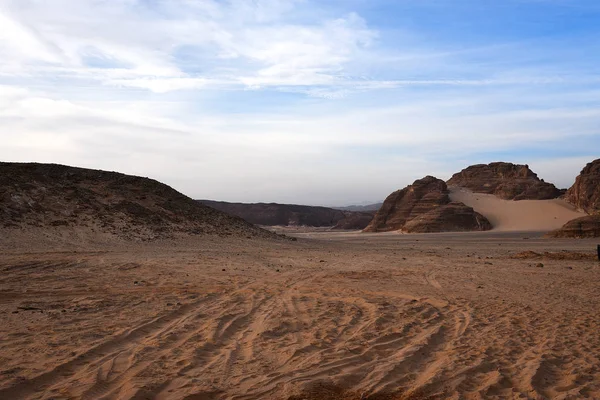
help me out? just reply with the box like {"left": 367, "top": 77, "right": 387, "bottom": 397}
{"left": 364, "top": 176, "right": 492, "bottom": 233}
{"left": 547, "top": 215, "right": 600, "bottom": 238}
{"left": 199, "top": 200, "right": 374, "bottom": 230}
{"left": 565, "top": 159, "right": 600, "bottom": 214}
{"left": 0, "top": 162, "right": 271, "bottom": 240}
{"left": 447, "top": 162, "right": 561, "bottom": 200}
{"left": 403, "top": 202, "right": 492, "bottom": 233}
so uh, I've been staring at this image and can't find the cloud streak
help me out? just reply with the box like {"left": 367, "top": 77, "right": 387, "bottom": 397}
{"left": 0, "top": 0, "right": 599, "bottom": 204}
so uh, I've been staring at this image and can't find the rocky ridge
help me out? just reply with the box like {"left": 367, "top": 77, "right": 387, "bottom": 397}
{"left": 199, "top": 200, "right": 374, "bottom": 230}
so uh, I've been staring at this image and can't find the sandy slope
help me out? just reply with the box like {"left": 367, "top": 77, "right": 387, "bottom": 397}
{"left": 1, "top": 232, "right": 599, "bottom": 399}
{"left": 449, "top": 187, "right": 585, "bottom": 232}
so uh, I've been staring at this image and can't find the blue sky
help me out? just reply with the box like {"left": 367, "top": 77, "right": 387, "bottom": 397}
{"left": 0, "top": 0, "right": 598, "bottom": 205}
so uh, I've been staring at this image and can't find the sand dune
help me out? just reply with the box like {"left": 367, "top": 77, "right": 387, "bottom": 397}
{"left": 449, "top": 187, "right": 585, "bottom": 232}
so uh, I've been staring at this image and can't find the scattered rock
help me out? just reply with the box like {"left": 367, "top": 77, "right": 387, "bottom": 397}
{"left": 536, "top": 263, "right": 544, "bottom": 268}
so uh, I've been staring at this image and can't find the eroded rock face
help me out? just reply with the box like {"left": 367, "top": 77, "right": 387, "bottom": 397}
{"left": 403, "top": 202, "right": 492, "bottom": 233}
{"left": 447, "top": 162, "right": 561, "bottom": 200}
{"left": 547, "top": 215, "right": 600, "bottom": 238}
{"left": 566, "top": 159, "right": 600, "bottom": 214}
{"left": 364, "top": 176, "right": 492, "bottom": 233}
{"left": 364, "top": 176, "right": 449, "bottom": 232}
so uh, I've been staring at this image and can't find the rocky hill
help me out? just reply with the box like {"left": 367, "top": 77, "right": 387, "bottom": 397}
{"left": 364, "top": 176, "right": 491, "bottom": 233}
{"left": 549, "top": 159, "right": 600, "bottom": 238}
{"left": 565, "top": 159, "right": 600, "bottom": 214}
{"left": 547, "top": 215, "right": 600, "bottom": 238}
{"left": 447, "top": 162, "right": 562, "bottom": 200}
{"left": 199, "top": 200, "right": 374, "bottom": 230}
{"left": 0, "top": 162, "right": 270, "bottom": 241}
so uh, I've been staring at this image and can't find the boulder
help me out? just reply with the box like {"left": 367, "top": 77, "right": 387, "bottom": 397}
{"left": 565, "top": 159, "right": 600, "bottom": 214}
{"left": 447, "top": 162, "right": 561, "bottom": 200}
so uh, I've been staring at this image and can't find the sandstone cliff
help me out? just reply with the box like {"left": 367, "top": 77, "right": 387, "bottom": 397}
{"left": 447, "top": 162, "right": 561, "bottom": 200}
{"left": 403, "top": 202, "right": 492, "bottom": 233}
{"left": 364, "top": 176, "right": 492, "bottom": 233}
{"left": 547, "top": 215, "right": 600, "bottom": 238}
{"left": 565, "top": 159, "right": 600, "bottom": 214}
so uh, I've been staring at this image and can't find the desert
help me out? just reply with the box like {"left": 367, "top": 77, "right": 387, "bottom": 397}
{"left": 1, "top": 161, "right": 600, "bottom": 400}
{"left": 2, "top": 3, "right": 600, "bottom": 398}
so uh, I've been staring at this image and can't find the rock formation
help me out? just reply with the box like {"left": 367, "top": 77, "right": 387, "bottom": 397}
{"left": 199, "top": 200, "right": 374, "bottom": 230}
{"left": 403, "top": 202, "right": 492, "bottom": 233}
{"left": 547, "top": 215, "right": 600, "bottom": 238}
{"left": 447, "top": 162, "right": 562, "bottom": 200}
{"left": 364, "top": 176, "right": 492, "bottom": 233}
{"left": 0, "top": 162, "right": 270, "bottom": 240}
{"left": 565, "top": 159, "right": 600, "bottom": 214}
{"left": 548, "top": 159, "right": 600, "bottom": 238}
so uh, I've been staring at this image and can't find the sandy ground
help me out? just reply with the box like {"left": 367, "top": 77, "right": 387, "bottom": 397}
{"left": 1, "top": 232, "right": 599, "bottom": 400}
{"left": 449, "top": 188, "right": 585, "bottom": 232}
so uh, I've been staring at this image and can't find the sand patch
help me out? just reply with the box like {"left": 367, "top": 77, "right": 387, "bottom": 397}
{"left": 449, "top": 187, "right": 585, "bottom": 232}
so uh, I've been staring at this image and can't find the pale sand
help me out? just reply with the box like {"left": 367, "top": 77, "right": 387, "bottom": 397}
{"left": 449, "top": 187, "right": 586, "bottom": 232}
{"left": 1, "top": 231, "right": 599, "bottom": 399}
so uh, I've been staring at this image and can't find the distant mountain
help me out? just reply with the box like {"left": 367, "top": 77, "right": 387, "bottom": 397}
{"left": 334, "top": 202, "right": 383, "bottom": 212}
{"left": 0, "top": 162, "right": 271, "bottom": 241}
{"left": 198, "top": 200, "right": 374, "bottom": 230}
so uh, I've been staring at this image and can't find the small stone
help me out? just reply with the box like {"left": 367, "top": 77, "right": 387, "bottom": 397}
{"left": 536, "top": 263, "right": 544, "bottom": 268}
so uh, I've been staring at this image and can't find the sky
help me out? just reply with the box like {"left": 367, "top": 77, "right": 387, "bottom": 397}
{"left": 1, "top": 0, "right": 599, "bottom": 206}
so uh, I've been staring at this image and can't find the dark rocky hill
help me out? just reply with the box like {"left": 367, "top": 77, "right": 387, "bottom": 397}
{"left": 447, "top": 162, "right": 562, "bottom": 200}
{"left": 198, "top": 200, "right": 374, "bottom": 230}
{"left": 0, "top": 162, "right": 270, "bottom": 241}
{"left": 549, "top": 158, "right": 600, "bottom": 238}
{"left": 547, "top": 215, "right": 600, "bottom": 238}
{"left": 364, "top": 176, "right": 491, "bottom": 233}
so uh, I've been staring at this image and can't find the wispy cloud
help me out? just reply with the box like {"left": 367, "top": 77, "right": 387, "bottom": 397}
{"left": 0, "top": 0, "right": 599, "bottom": 204}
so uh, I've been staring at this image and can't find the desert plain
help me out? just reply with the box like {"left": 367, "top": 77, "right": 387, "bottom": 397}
{"left": 1, "top": 227, "right": 599, "bottom": 400}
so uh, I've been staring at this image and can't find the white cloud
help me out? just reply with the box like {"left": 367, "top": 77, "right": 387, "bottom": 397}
{"left": 0, "top": 1, "right": 599, "bottom": 204}
{"left": 0, "top": 1, "right": 377, "bottom": 92}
